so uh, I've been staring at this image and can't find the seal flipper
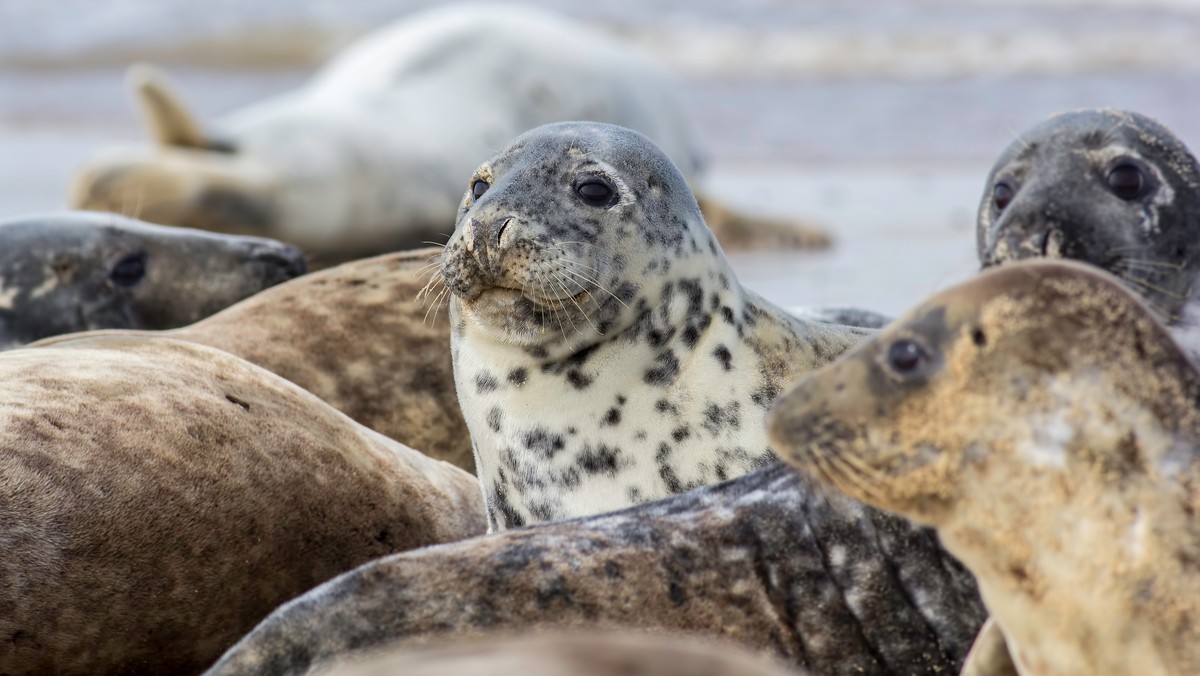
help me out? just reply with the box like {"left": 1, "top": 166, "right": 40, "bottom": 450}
{"left": 960, "top": 619, "right": 1019, "bottom": 676}
{"left": 695, "top": 192, "right": 832, "bottom": 251}
{"left": 127, "top": 63, "right": 234, "bottom": 152}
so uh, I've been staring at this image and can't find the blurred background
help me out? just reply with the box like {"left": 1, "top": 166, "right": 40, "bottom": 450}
{"left": 2, "top": 0, "right": 1199, "bottom": 315}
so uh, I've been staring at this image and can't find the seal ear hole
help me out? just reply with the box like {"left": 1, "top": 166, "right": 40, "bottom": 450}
{"left": 1106, "top": 162, "right": 1148, "bottom": 201}
{"left": 992, "top": 181, "right": 1015, "bottom": 211}
{"left": 108, "top": 252, "right": 147, "bottom": 288}
{"left": 471, "top": 179, "right": 490, "bottom": 201}
{"left": 972, "top": 328, "right": 987, "bottom": 347}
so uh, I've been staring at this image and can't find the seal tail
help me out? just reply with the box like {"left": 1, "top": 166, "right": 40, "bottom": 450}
{"left": 695, "top": 193, "right": 832, "bottom": 251}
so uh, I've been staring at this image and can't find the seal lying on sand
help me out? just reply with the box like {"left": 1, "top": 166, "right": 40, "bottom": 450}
{"left": 977, "top": 108, "right": 1200, "bottom": 353}
{"left": 321, "top": 632, "right": 807, "bottom": 676}
{"left": 205, "top": 461, "right": 986, "bottom": 676}
{"left": 767, "top": 260, "right": 1200, "bottom": 675}
{"left": 34, "top": 248, "right": 473, "bottom": 472}
{"left": 438, "top": 121, "right": 870, "bottom": 529}
{"left": 0, "top": 336, "right": 485, "bottom": 675}
{"left": 0, "top": 211, "right": 303, "bottom": 349}
{"left": 71, "top": 4, "right": 829, "bottom": 259}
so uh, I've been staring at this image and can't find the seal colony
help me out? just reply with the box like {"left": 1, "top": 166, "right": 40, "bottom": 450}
{"left": 977, "top": 108, "right": 1200, "bottom": 353}
{"left": 0, "top": 335, "right": 485, "bottom": 675}
{"left": 767, "top": 260, "right": 1200, "bottom": 675}
{"left": 0, "top": 211, "right": 304, "bottom": 349}
{"left": 32, "top": 248, "right": 473, "bottom": 472}
{"left": 70, "top": 4, "right": 830, "bottom": 259}
{"left": 205, "top": 461, "right": 986, "bottom": 676}
{"left": 438, "top": 121, "right": 871, "bottom": 529}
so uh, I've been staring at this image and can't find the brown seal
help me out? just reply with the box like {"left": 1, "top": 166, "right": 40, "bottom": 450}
{"left": 767, "top": 259, "right": 1200, "bottom": 675}
{"left": 0, "top": 335, "right": 485, "bottom": 675}
{"left": 31, "top": 248, "right": 473, "bottom": 472}
{"left": 320, "top": 632, "right": 808, "bottom": 676}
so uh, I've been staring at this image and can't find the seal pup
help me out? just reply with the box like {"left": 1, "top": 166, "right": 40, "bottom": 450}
{"left": 320, "top": 632, "right": 807, "bottom": 676}
{"left": 0, "top": 335, "right": 485, "bottom": 675}
{"left": 767, "top": 260, "right": 1200, "bottom": 675}
{"left": 34, "top": 248, "right": 473, "bottom": 472}
{"left": 976, "top": 108, "right": 1200, "bottom": 353}
{"left": 205, "top": 461, "right": 986, "bottom": 676}
{"left": 0, "top": 211, "right": 304, "bottom": 349}
{"left": 70, "top": 4, "right": 830, "bottom": 259}
{"left": 437, "top": 121, "right": 870, "bottom": 529}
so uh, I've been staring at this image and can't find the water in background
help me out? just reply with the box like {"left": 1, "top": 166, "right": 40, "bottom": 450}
{"left": 3, "top": 0, "right": 1200, "bottom": 315}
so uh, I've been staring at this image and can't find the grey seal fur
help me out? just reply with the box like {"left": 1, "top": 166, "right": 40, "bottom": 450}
{"left": 768, "top": 260, "right": 1200, "bottom": 675}
{"left": 205, "top": 461, "right": 986, "bottom": 676}
{"left": 435, "top": 121, "right": 870, "bottom": 530}
{"left": 0, "top": 211, "right": 304, "bottom": 349}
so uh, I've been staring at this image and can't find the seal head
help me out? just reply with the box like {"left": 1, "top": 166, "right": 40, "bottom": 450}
{"left": 977, "top": 109, "right": 1200, "bottom": 324}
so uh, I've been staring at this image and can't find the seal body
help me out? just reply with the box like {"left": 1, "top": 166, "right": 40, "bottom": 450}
{"left": 0, "top": 336, "right": 485, "bottom": 675}
{"left": 205, "top": 461, "right": 986, "bottom": 676}
{"left": 34, "top": 248, "right": 473, "bottom": 472}
{"left": 70, "top": 5, "right": 828, "bottom": 258}
{"left": 0, "top": 211, "right": 304, "bottom": 349}
{"left": 976, "top": 108, "right": 1200, "bottom": 353}
{"left": 768, "top": 260, "right": 1200, "bottom": 676}
{"left": 438, "top": 122, "right": 869, "bottom": 529}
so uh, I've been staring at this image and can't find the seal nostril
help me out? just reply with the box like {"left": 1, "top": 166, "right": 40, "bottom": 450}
{"left": 252, "top": 246, "right": 308, "bottom": 278}
{"left": 496, "top": 218, "right": 513, "bottom": 246}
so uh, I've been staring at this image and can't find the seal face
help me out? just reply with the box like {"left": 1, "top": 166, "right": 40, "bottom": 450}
{"left": 0, "top": 211, "right": 305, "bottom": 349}
{"left": 436, "top": 122, "right": 869, "bottom": 530}
{"left": 768, "top": 260, "right": 1200, "bottom": 675}
{"left": 977, "top": 109, "right": 1200, "bottom": 331}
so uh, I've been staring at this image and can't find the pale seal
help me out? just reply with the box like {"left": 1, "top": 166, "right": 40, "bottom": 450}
{"left": 0, "top": 211, "right": 304, "bottom": 349}
{"left": 320, "top": 632, "right": 807, "bottom": 676}
{"left": 34, "top": 248, "right": 473, "bottom": 472}
{"left": 205, "top": 462, "right": 986, "bottom": 676}
{"left": 436, "top": 121, "right": 870, "bottom": 530}
{"left": 0, "top": 335, "right": 485, "bottom": 675}
{"left": 69, "top": 4, "right": 829, "bottom": 259}
{"left": 767, "top": 260, "right": 1200, "bottom": 675}
{"left": 977, "top": 108, "right": 1200, "bottom": 352}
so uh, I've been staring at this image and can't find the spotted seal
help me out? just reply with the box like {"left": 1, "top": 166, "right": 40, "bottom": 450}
{"left": 320, "top": 632, "right": 807, "bottom": 676}
{"left": 205, "top": 461, "right": 986, "bottom": 676}
{"left": 0, "top": 335, "right": 485, "bottom": 675}
{"left": 767, "top": 260, "right": 1200, "bottom": 675}
{"left": 70, "top": 4, "right": 829, "bottom": 260}
{"left": 435, "top": 121, "right": 870, "bottom": 529}
{"left": 0, "top": 211, "right": 304, "bottom": 349}
{"left": 32, "top": 248, "right": 472, "bottom": 472}
{"left": 977, "top": 108, "right": 1200, "bottom": 353}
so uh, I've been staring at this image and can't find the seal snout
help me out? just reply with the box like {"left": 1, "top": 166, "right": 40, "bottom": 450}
{"left": 246, "top": 241, "right": 307, "bottom": 281}
{"left": 983, "top": 222, "right": 1065, "bottom": 267}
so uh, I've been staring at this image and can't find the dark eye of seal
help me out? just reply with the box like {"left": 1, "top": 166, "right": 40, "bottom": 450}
{"left": 471, "top": 179, "right": 490, "bottom": 201}
{"left": 109, "top": 252, "right": 147, "bottom": 287}
{"left": 992, "top": 181, "right": 1015, "bottom": 211}
{"left": 1106, "top": 163, "right": 1146, "bottom": 201}
{"left": 575, "top": 179, "right": 615, "bottom": 206}
{"left": 886, "top": 339, "right": 928, "bottom": 374}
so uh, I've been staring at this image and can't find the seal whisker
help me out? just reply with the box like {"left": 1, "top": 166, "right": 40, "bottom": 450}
{"left": 547, "top": 272, "right": 585, "bottom": 337}
{"left": 536, "top": 268, "right": 569, "bottom": 340}
{"left": 551, "top": 270, "right": 602, "bottom": 336}
{"left": 560, "top": 262, "right": 629, "bottom": 309}
{"left": 1117, "top": 271, "right": 1188, "bottom": 301}
{"left": 1116, "top": 258, "right": 1186, "bottom": 272}
{"left": 824, "top": 449, "right": 886, "bottom": 504}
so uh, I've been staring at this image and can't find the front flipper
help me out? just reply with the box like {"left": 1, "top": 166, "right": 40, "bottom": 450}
{"left": 696, "top": 192, "right": 832, "bottom": 251}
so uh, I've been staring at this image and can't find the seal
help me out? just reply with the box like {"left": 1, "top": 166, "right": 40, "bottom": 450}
{"left": 33, "top": 248, "right": 473, "bottom": 472}
{"left": 767, "top": 260, "right": 1200, "bottom": 675}
{"left": 436, "top": 121, "right": 871, "bottom": 530}
{"left": 320, "top": 632, "right": 807, "bottom": 676}
{"left": 69, "top": 4, "right": 830, "bottom": 259}
{"left": 205, "top": 461, "right": 986, "bottom": 676}
{"left": 0, "top": 335, "right": 486, "bottom": 675}
{"left": 976, "top": 108, "right": 1200, "bottom": 352}
{"left": 0, "top": 211, "right": 304, "bottom": 349}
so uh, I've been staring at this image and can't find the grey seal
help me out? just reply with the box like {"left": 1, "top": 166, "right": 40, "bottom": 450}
{"left": 0, "top": 211, "right": 304, "bottom": 349}
{"left": 206, "top": 461, "right": 986, "bottom": 676}
{"left": 436, "top": 121, "right": 871, "bottom": 530}
{"left": 768, "top": 260, "right": 1200, "bottom": 675}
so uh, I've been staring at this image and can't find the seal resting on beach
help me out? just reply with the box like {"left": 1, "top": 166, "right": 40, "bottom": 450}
{"left": 437, "top": 121, "right": 870, "bottom": 529}
{"left": 70, "top": 4, "right": 830, "bottom": 259}
{"left": 767, "top": 260, "right": 1200, "bottom": 675}
{"left": 0, "top": 335, "right": 485, "bottom": 675}
{"left": 0, "top": 211, "right": 304, "bottom": 349}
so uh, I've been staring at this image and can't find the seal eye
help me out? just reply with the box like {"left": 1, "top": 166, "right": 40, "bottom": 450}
{"left": 1106, "top": 163, "right": 1146, "bottom": 200}
{"left": 109, "top": 252, "right": 146, "bottom": 287}
{"left": 576, "top": 180, "right": 614, "bottom": 206}
{"left": 471, "top": 179, "right": 490, "bottom": 201}
{"left": 992, "top": 181, "right": 1015, "bottom": 211}
{"left": 886, "top": 339, "right": 927, "bottom": 374}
